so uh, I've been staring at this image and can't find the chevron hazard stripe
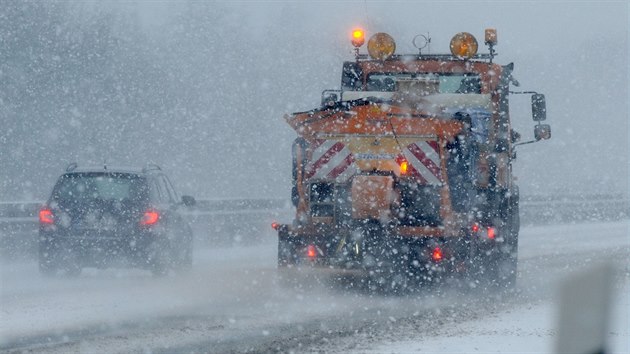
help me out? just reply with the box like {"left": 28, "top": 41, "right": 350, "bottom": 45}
{"left": 400, "top": 140, "right": 442, "bottom": 185}
{"left": 305, "top": 140, "right": 357, "bottom": 182}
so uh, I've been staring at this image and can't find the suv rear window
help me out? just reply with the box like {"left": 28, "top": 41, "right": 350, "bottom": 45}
{"left": 51, "top": 173, "right": 148, "bottom": 203}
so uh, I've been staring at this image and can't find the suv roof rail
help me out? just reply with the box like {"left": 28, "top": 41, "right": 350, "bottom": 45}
{"left": 142, "top": 163, "right": 162, "bottom": 173}
{"left": 66, "top": 162, "right": 78, "bottom": 172}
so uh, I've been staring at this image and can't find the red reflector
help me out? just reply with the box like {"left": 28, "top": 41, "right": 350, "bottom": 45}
{"left": 487, "top": 227, "right": 496, "bottom": 239}
{"left": 140, "top": 210, "right": 159, "bottom": 225}
{"left": 39, "top": 209, "right": 54, "bottom": 224}
{"left": 471, "top": 223, "right": 480, "bottom": 233}
{"left": 432, "top": 247, "right": 443, "bottom": 262}
{"left": 307, "top": 244, "right": 317, "bottom": 259}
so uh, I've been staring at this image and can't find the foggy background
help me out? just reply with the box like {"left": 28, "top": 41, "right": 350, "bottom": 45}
{"left": 1, "top": 1, "right": 627, "bottom": 202}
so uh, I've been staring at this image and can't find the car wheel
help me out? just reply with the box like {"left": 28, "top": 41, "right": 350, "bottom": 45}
{"left": 177, "top": 239, "right": 193, "bottom": 273}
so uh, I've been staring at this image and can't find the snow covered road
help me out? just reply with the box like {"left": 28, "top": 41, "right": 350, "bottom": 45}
{"left": 1, "top": 221, "right": 628, "bottom": 353}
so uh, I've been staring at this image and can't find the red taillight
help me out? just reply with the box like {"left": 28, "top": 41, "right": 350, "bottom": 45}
{"left": 271, "top": 222, "right": 279, "bottom": 230}
{"left": 432, "top": 247, "right": 443, "bottom": 262}
{"left": 307, "top": 244, "right": 317, "bottom": 259}
{"left": 140, "top": 210, "right": 159, "bottom": 225}
{"left": 39, "top": 208, "right": 54, "bottom": 224}
{"left": 487, "top": 227, "right": 496, "bottom": 239}
{"left": 471, "top": 223, "right": 480, "bottom": 233}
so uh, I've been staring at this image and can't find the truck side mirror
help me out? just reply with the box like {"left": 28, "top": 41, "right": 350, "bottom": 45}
{"left": 534, "top": 124, "right": 551, "bottom": 141}
{"left": 532, "top": 93, "right": 547, "bottom": 121}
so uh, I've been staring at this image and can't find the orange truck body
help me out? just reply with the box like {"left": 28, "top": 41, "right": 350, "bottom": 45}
{"left": 275, "top": 31, "right": 549, "bottom": 289}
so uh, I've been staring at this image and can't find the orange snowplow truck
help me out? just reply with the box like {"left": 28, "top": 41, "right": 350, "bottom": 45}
{"left": 274, "top": 29, "right": 550, "bottom": 290}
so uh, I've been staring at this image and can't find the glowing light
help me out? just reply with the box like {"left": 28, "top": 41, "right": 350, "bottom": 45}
{"left": 351, "top": 28, "right": 365, "bottom": 47}
{"left": 140, "top": 210, "right": 159, "bottom": 225}
{"left": 271, "top": 222, "right": 279, "bottom": 230}
{"left": 396, "top": 155, "right": 410, "bottom": 176}
{"left": 307, "top": 244, "right": 317, "bottom": 259}
{"left": 400, "top": 161, "right": 409, "bottom": 175}
{"left": 432, "top": 247, "right": 443, "bottom": 262}
{"left": 39, "top": 209, "right": 54, "bottom": 224}
{"left": 487, "top": 227, "right": 496, "bottom": 239}
{"left": 471, "top": 223, "right": 480, "bottom": 233}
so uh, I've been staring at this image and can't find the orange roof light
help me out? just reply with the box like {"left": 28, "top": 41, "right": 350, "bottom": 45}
{"left": 367, "top": 32, "right": 396, "bottom": 60}
{"left": 450, "top": 32, "right": 478, "bottom": 59}
{"left": 351, "top": 28, "right": 365, "bottom": 47}
{"left": 485, "top": 28, "right": 497, "bottom": 45}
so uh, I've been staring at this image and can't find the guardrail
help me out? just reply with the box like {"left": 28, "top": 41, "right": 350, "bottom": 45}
{"left": 1, "top": 195, "right": 628, "bottom": 259}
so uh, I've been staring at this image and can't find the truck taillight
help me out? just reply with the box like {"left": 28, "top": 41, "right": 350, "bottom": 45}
{"left": 140, "top": 210, "right": 159, "bottom": 226}
{"left": 432, "top": 247, "right": 443, "bottom": 262}
{"left": 39, "top": 208, "right": 54, "bottom": 224}
{"left": 307, "top": 244, "right": 317, "bottom": 259}
{"left": 271, "top": 222, "right": 279, "bottom": 230}
{"left": 487, "top": 227, "right": 496, "bottom": 239}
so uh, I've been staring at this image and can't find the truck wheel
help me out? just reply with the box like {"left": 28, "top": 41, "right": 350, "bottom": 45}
{"left": 278, "top": 231, "right": 297, "bottom": 268}
{"left": 490, "top": 201, "right": 519, "bottom": 289}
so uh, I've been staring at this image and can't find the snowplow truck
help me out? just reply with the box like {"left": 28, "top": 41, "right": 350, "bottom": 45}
{"left": 274, "top": 29, "right": 550, "bottom": 290}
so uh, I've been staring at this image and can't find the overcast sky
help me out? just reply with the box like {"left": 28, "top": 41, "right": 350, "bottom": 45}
{"left": 2, "top": 1, "right": 628, "bottom": 200}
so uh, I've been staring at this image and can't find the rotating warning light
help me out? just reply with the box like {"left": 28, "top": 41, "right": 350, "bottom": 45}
{"left": 351, "top": 28, "right": 365, "bottom": 47}
{"left": 367, "top": 32, "right": 396, "bottom": 60}
{"left": 485, "top": 28, "right": 497, "bottom": 45}
{"left": 450, "top": 32, "right": 478, "bottom": 59}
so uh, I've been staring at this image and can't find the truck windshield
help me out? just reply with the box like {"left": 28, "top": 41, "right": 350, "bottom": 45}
{"left": 366, "top": 73, "right": 481, "bottom": 94}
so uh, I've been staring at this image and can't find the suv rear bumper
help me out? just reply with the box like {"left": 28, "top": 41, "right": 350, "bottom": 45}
{"left": 39, "top": 228, "right": 161, "bottom": 268}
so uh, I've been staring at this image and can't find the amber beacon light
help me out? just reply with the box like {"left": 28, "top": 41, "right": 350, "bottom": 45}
{"left": 450, "top": 32, "right": 478, "bottom": 59}
{"left": 351, "top": 28, "right": 365, "bottom": 47}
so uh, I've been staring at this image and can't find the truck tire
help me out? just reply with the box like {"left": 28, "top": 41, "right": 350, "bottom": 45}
{"left": 492, "top": 195, "right": 519, "bottom": 289}
{"left": 277, "top": 230, "right": 298, "bottom": 268}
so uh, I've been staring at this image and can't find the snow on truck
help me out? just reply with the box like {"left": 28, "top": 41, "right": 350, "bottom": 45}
{"left": 273, "top": 29, "right": 551, "bottom": 290}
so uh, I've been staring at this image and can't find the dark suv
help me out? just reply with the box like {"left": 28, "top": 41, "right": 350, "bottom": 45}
{"left": 38, "top": 163, "right": 196, "bottom": 276}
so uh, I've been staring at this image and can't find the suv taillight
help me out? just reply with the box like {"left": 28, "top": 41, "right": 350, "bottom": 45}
{"left": 39, "top": 208, "right": 54, "bottom": 224}
{"left": 140, "top": 210, "right": 159, "bottom": 225}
